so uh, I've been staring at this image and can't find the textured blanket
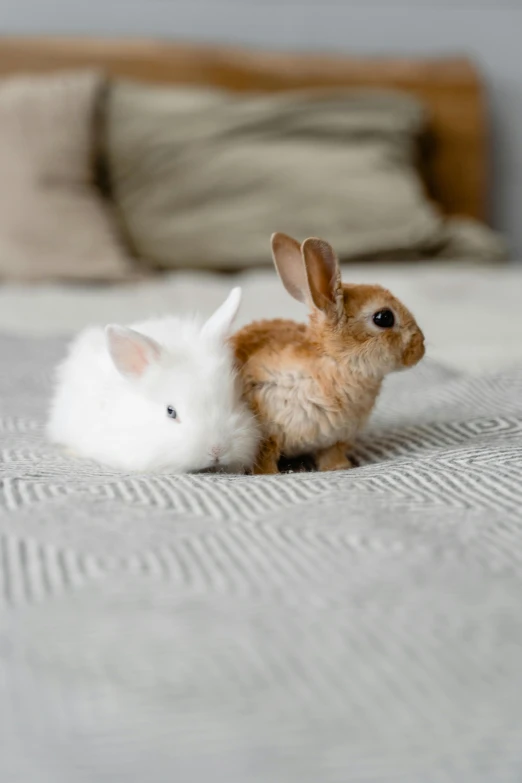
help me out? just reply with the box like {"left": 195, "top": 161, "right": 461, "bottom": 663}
{"left": 1, "top": 334, "right": 521, "bottom": 783}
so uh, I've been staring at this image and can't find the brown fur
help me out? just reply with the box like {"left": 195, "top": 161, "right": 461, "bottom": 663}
{"left": 232, "top": 233, "right": 425, "bottom": 474}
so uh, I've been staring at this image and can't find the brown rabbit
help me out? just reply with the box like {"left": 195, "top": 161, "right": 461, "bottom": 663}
{"left": 232, "top": 233, "right": 425, "bottom": 474}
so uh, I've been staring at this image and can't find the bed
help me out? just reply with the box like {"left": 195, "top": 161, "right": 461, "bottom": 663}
{"left": 1, "top": 39, "right": 522, "bottom": 783}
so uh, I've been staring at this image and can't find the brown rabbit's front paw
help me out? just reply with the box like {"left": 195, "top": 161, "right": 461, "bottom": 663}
{"left": 315, "top": 442, "right": 354, "bottom": 472}
{"left": 253, "top": 436, "right": 281, "bottom": 475}
{"left": 252, "top": 463, "right": 279, "bottom": 475}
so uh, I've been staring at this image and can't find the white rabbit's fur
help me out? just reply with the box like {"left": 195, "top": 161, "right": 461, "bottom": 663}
{"left": 47, "top": 288, "right": 259, "bottom": 473}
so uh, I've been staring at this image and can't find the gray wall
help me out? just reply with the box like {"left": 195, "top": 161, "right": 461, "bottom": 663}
{"left": 2, "top": 1, "right": 522, "bottom": 256}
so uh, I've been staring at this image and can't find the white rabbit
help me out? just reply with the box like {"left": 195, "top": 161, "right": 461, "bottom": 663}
{"left": 47, "top": 288, "right": 259, "bottom": 473}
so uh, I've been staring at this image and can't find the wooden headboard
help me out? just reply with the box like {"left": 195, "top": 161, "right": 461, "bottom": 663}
{"left": 0, "top": 38, "right": 488, "bottom": 222}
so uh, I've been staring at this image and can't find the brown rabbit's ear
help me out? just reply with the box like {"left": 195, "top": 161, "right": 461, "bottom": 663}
{"left": 301, "top": 238, "right": 343, "bottom": 317}
{"left": 270, "top": 232, "right": 308, "bottom": 304}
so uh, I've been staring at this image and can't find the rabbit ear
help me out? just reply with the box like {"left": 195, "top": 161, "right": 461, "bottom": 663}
{"left": 105, "top": 325, "right": 162, "bottom": 379}
{"left": 301, "top": 237, "right": 343, "bottom": 317}
{"left": 202, "top": 287, "right": 242, "bottom": 340}
{"left": 271, "top": 232, "right": 308, "bottom": 304}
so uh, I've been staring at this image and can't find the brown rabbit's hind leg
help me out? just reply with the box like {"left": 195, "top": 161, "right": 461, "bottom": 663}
{"left": 315, "top": 442, "right": 354, "bottom": 472}
{"left": 253, "top": 436, "right": 281, "bottom": 475}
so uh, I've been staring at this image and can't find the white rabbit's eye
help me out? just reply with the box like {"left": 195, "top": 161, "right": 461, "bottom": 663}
{"left": 166, "top": 405, "right": 178, "bottom": 420}
{"left": 373, "top": 309, "right": 395, "bottom": 329}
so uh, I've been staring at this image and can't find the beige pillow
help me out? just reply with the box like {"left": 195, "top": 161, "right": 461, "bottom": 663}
{"left": 106, "top": 82, "right": 505, "bottom": 269}
{"left": 0, "top": 70, "right": 134, "bottom": 281}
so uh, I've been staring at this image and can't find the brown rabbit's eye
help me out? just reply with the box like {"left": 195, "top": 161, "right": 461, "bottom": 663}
{"left": 373, "top": 309, "right": 395, "bottom": 329}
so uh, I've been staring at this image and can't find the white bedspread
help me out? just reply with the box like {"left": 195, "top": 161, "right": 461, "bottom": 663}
{"left": 0, "top": 262, "right": 520, "bottom": 373}
{"left": 2, "top": 263, "right": 522, "bottom": 782}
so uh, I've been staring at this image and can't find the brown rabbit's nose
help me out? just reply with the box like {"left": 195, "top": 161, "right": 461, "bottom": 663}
{"left": 402, "top": 331, "right": 425, "bottom": 367}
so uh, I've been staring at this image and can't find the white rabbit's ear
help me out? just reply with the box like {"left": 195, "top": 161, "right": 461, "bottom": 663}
{"left": 202, "top": 287, "right": 242, "bottom": 340}
{"left": 105, "top": 325, "right": 162, "bottom": 379}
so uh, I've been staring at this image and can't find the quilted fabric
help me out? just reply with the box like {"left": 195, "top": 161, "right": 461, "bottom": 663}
{"left": 1, "top": 333, "right": 522, "bottom": 783}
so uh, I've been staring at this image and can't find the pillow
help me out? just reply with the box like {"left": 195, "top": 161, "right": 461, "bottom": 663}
{"left": 0, "top": 71, "right": 135, "bottom": 281}
{"left": 105, "top": 82, "right": 506, "bottom": 269}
